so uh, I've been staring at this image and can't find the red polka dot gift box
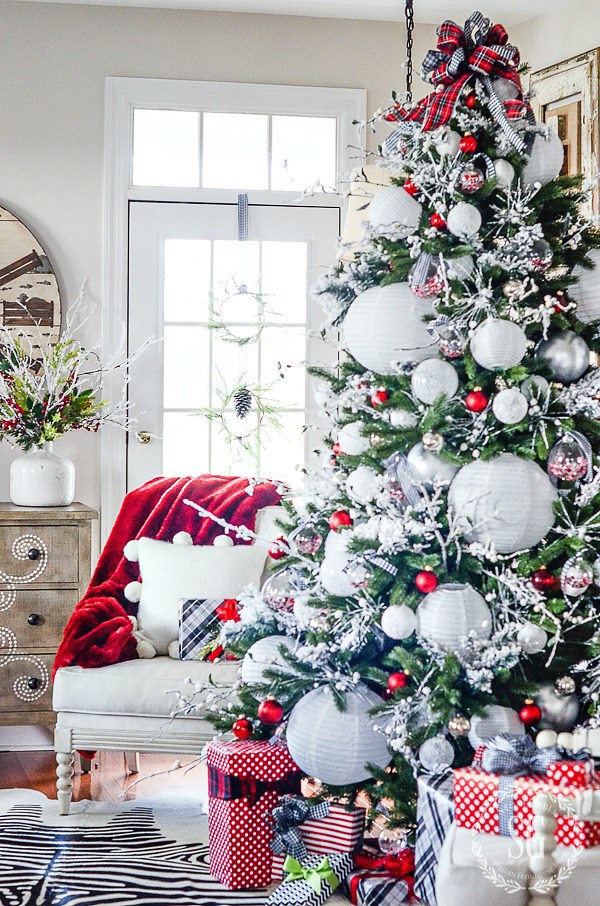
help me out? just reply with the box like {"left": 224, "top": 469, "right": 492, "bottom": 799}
{"left": 454, "top": 758, "right": 600, "bottom": 848}
{"left": 207, "top": 739, "right": 301, "bottom": 889}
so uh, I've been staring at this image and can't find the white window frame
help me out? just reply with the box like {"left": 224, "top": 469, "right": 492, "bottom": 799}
{"left": 102, "top": 76, "right": 366, "bottom": 537}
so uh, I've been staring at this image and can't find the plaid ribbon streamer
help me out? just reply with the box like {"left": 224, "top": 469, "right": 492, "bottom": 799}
{"left": 384, "top": 451, "right": 421, "bottom": 506}
{"left": 208, "top": 765, "right": 302, "bottom": 807}
{"left": 414, "top": 772, "right": 454, "bottom": 906}
{"left": 383, "top": 12, "right": 531, "bottom": 154}
{"left": 267, "top": 796, "right": 331, "bottom": 860}
{"left": 363, "top": 550, "right": 398, "bottom": 577}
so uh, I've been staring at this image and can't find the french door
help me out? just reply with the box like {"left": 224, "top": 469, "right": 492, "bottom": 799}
{"left": 127, "top": 201, "right": 339, "bottom": 491}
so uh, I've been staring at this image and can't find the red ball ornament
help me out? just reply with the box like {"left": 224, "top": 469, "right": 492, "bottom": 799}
{"left": 329, "top": 510, "right": 353, "bottom": 532}
{"left": 429, "top": 213, "right": 446, "bottom": 231}
{"left": 371, "top": 387, "right": 390, "bottom": 407}
{"left": 415, "top": 568, "right": 438, "bottom": 594}
{"left": 465, "top": 388, "right": 488, "bottom": 413}
{"left": 465, "top": 92, "right": 477, "bottom": 109}
{"left": 332, "top": 442, "right": 341, "bottom": 455}
{"left": 257, "top": 698, "right": 284, "bottom": 726}
{"left": 519, "top": 700, "right": 542, "bottom": 727}
{"left": 387, "top": 671, "right": 410, "bottom": 692}
{"left": 268, "top": 536, "right": 288, "bottom": 560}
{"left": 403, "top": 178, "right": 418, "bottom": 196}
{"left": 459, "top": 134, "right": 478, "bottom": 153}
{"left": 232, "top": 717, "right": 254, "bottom": 740}
{"left": 531, "top": 567, "right": 557, "bottom": 593}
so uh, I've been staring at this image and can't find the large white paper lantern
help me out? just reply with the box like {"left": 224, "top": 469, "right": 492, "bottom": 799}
{"left": 468, "top": 705, "right": 525, "bottom": 748}
{"left": 369, "top": 186, "right": 422, "bottom": 232}
{"left": 411, "top": 359, "right": 459, "bottom": 404}
{"left": 417, "top": 583, "right": 492, "bottom": 652}
{"left": 343, "top": 284, "right": 438, "bottom": 374}
{"left": 570, "top": 248, "right": 600, "bottom": 323}
{"left": 448, "top": 453, "right": 557, "bottom": 554}
{"left": 470, "top": 318, "right": 528, "bottom": 370}
{"left": 286, "top": 684, "right": 391, "bottom": 785}
{"left": 338, "top": 421, "right": 370, "bottom": 456}
{"left": 521, "top": 127, "right": 564, "bottom": 189}
{"left": 241, "top": 635, "right": 295, "bottom": 690}
{"left": 447, "top": 202, "right": 482, "bottom": 239}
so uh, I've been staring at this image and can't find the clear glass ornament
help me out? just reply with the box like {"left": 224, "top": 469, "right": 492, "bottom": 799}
{"left": 343, "top": 557, "right": 375, "bottom": 590}
{"left": 378, "top": 827, "right": 408, "bottom": 855}
{"left": 291, "top": 524, "right": 323, "bottom": 555}
{"left": 548, "top": 436, "right": 589, "bottom": 481}
{"left": 262, "top": 566, "right": 310, "bottom": 613}
{"left": 419, "top": 735, "right": 454, "bottom": 771}
{"left": 408, "top": 255, "right": 444, "bottom": 299}
{"left": 457, "top": 166, "right": 485, "bottom": 194}
{"left": 560, "top": 557, "right": 594, "bottom": 597}
{"left": 530, "top": 239, "right": 553, "bottom": 273}
{"left": 384, "top": 452, "right": 411, "bottom": 506}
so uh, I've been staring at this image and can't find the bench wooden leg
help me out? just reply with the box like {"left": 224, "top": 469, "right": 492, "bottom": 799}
{"left": 125, "top": 751, "right": 139, "bottom": 774}
{"left": 56, "top": 752, "right": 74, "bottom": 815}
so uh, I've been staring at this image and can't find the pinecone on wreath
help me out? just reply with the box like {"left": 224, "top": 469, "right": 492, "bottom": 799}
{"left": 233, "top": 387, "right": 253, "bottom": 419}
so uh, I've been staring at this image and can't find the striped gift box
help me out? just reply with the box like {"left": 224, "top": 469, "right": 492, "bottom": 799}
{"left": 272, "top": 801, "right": 365, "bottom": 881}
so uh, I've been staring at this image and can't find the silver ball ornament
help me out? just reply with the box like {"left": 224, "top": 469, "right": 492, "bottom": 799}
{"left": 419, "top": 735, "right": 454, "bottom": 771}
{"left": 530, "top": 239, "right": 553, "bottom": 273}
{"left": 494, "top": 158, "right": 515, "bottom": 188}
{"left": 422, "top": 431, "right": 444, "bottom": 452}
{"left": 520, "top": 375, "right": 549, "bottom": 401}
{"left": 492, "top": 388, "right": 528, "bottom": 424}
{"left": 537, "top": 330, "right": 589, "bottom": 384}
{"left": 561, "top": 556, "right": 594, "bottom": 597}
{"left": 407, "top": 442, "right": 458, "bottom": 488}
{"left": 521, "top": 127, "right": 565, "bottom": 189}
{"left": 535, "top": 681, "right": 580, "bottom": 732}
{"left": 411, "top": 359, "right": 459, "bottom": 404}
{"left": 517, "top": 621, "right": 548, "bottom": 655}
{"left": 491, "top": 76, "right": 520, "bottom": 102}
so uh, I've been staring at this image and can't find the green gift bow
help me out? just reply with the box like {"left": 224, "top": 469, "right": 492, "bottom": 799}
{"left": 282, "top": 855, "right": 340, "bottom": 894}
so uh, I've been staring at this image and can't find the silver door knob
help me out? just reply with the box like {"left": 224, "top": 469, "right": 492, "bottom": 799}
{"left": 136, "top": 431, "right": 152, "bottom": 445}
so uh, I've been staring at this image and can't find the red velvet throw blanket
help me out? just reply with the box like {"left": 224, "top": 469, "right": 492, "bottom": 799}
{"left": 53, "top": 475, "right": 281, "bottom": 677}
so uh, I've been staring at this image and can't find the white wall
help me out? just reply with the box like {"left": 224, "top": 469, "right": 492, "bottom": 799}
{"left": 0, "top": 0, "right": 434, "bottom": 532}
{"left": 512, "top": 0, "right": 600, "bottom": 72}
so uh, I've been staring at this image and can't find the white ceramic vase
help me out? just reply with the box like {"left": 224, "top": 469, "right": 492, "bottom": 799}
{"left": 10, "top": 442, "right": 75, "bottom": 507}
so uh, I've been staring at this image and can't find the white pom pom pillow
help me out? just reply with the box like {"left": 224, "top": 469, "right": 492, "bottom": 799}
{"left": 133, "top": 538, "right": 268, "bottom": 655}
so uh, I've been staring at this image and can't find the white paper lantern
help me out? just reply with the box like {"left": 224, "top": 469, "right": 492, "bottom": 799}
{"left": 343, "top": 284, "right": 438, "bottom": 374}
{"left": 436, "top": 129, "right": 461, "bottom": 157}
{"left": 521, "top": 127, "right": 565, "bottom": 189}
{"left": 381, "top": 604, "right": 417, "bottom": 640}
{"left": 517, "top": 622, "right": 548, "bottom": 655}
{"left": 447, "top": 202, "right": 482, "bottom": 239}
{"left": 417, "top": 583, "right": 492, "bottom": 652}
{"left": 468, "top": 705, "right": 525, "bottom": 748}
{"left": 419, "top": 736, "right": 455, "bottom": 771}
{"left": 346, "top": 465, "right": 380, "bottom": 503}
{"left": 241, "top": 635, "right": 295, "bottom": 690}
{"left": 449, "top": 453, "right": 558, "bottom": 554}
{"left": 494, "top": 159, "right": 515, "bottom": 188}
{"left": 338, "top": 421, "right": 370, "bottom": 456}
{"left": 492, "top": 388, "right": 529, "bottom": 424}
{"left": 319, "top": 554, "right": 355, "bottom": 597}
{"left": 570, "top": 248, "right": 600, "bottom": 323}
{"left": 411, "top": 359, "right": 459, "bottom": 404}
{"left": 470, "top": 318, "right": 528, "bottom": 370}
{"left": 369, "top": 186, "right": 422, "bottom": 231}
{"left": 445, "top": 254, "right": 474, "bottom": 281}
{"left": 286, "top": 684, "right": 391, "bottom": 785}
{"left": 407, "top": 443, "right": 459, "bottom": 488}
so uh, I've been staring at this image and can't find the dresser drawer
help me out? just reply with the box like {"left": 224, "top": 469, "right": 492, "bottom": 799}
{"left": 0, "top": 652, "right": 54, "bottom": 713}
{"left": 0, "top": 589, "right": 78, "bottom": 650}
{"left": 0, "top": 525, "right": 79, "bottom": 586}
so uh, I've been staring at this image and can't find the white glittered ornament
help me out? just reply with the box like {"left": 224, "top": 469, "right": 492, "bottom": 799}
{"left": 536, "top": 729, "right": 558, "bottom": 749}
{"left": 419, "top": 735, "right": 454, "bottom": 771}
{"left": 517, "top": 621, "right": 548, "bottom": 655}
{"left": 521, "top": 127, "right": 565, "bottom": 189}
{"left": 369, "top": 186, "right": 422, "bottom": 231}
{"left": 338, "top": 422, "right": 370, "bottom": 456}
{"left": 319, "top": 555, "right": 355, "bottom": 597}
{"left": 470, "top": 318, "right": 528, "bottom": 370}
{"left": 407, "top": 443, "right": 459, "bottom": 488}
{"left": 388, "top": 409, "right": 418, "bottom": 428}
{"left": 492, "top": 388, "right": 529, "bottom": 424}
{"left": 417, "top": 582, "right": 491, "bottom": 652}
{"left": 436, "top": 129, "right": 461, "bottom": 157}
{"left": 571, "top": 248, "right": 600, "bottom": 323}
{"left": 381, "top": 604, "right": 417, "bottom": 640}
{"left": 411, "top": 359, "right": 459, "bottom": 405}
{"left": 468, "top": 705, "right": 525, "bottom": 748}
{"left": 241, "top": 635, "right": 295, "bottom": 691}
{"left": 494, "top": 159, "right": 515, "bottom": 188}
{"left": 446, "top": 202, "right": 482, "bottom": 239}
{"left": 343, "top": 284, "right": 438, "bottom": 374}
{"left": 449, "top": 453, "right": 557, "bottom": 554}
{"left": 346, "top": 466, "right": 380, "bottom": 503}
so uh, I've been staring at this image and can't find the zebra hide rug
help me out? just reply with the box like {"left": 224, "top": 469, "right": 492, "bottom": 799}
{"left": 0, "top": 789, "right": 268, "bottom": 905}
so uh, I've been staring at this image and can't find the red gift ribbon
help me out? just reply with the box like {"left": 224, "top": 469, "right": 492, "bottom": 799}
{"left": 208, "top": 764, "right": 302, "bottom": 807}
{"left": 216, "top": 599, "right": 240, "bottom": 622}
{"left": 354, "top": 850, "right": 415, "bottom": 877}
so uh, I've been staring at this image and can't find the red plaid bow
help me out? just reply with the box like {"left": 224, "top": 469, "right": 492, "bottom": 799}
{"left": 348, "top": 849, "right": 415, "bottom": 904}
{"left": 392, "top": 12, "right": 529, "bottom": 133}
{"left": 216, "top": 598, "right": 240, "bottom": 622}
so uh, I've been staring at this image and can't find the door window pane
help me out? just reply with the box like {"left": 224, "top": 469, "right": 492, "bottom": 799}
{"left": 203, "top": 113, "right": 269, "bottom": 189}
{"left": 162, "top": 412, "right": 209, "bottom": 476}
{"left": 261, "top": 326, "right": 306, "bottom": 409}
{"left": 262, "top": 241, "right": 307, "bottom": 322}
{"left": 133, "top": 110, "right": 199, "bottom": 187}
{"left": 164, "top": 239, "right": 211, "bottom": 322}
{"left": 260, "top": 412, "right": 306, "bottom": 484}
{"left": 271, "top": 116, "right": 337, "bottom": 192}
{"left": 163, "top": 326, "right": 210, "bottom": 409}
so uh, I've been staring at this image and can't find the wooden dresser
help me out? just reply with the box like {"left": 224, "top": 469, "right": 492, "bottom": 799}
{"left": 0, "top": 502, "right": 98, "bottom": 727}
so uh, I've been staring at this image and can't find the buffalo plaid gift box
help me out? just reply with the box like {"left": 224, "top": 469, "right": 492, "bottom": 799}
{"left": 271, "top": 796, "right": 366, "bottom": 881}
{"left": 266, "top": 852, "right": 354, "bottom": 906}
{"left": 344, "top": 849, "right": 415, "bottom": 906}
{"left": 207, "top": 739, "right": 301, "bottom": 889}
{"left": 454, "top": 735, "right": 600, "bottom": 848}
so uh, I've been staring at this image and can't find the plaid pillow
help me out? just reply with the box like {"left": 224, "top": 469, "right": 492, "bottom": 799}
{"left": 178, "top": 598, "right": 223, "bottom": 660}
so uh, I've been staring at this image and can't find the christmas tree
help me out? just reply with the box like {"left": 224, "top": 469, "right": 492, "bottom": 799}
{"left": 204, "top": 11, "right": 600, "bottom": 830}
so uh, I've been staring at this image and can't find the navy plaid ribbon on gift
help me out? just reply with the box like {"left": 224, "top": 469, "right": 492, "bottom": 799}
{"left": 267, "top": 796, "right": 331, "bottom": 860}
{"left": 382, "top": 11, "right": 532, "bottom": 156}
{"left": 208, "top": 765, "right": 302, "bottom": 808}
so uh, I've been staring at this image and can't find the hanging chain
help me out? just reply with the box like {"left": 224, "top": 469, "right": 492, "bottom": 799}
{"left": 404, "top": 0, "right": 415, "bottom": 103}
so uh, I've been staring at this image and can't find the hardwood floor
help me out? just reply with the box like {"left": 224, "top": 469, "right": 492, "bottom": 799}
{"left": 0, "top": 749, "right": 207, "bottom": 803}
